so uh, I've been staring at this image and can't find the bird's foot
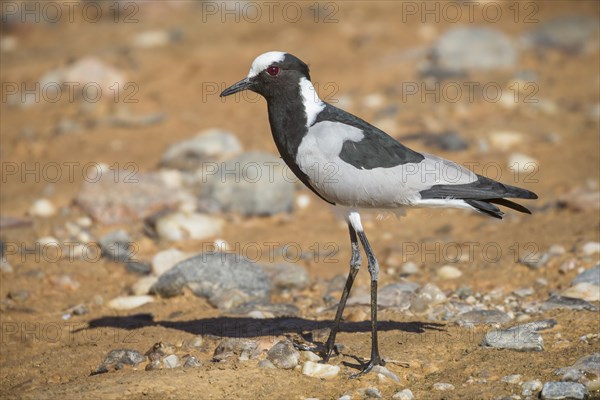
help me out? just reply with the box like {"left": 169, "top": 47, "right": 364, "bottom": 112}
{"left": 349, "top": 355, "right": 385, "bottom": 379}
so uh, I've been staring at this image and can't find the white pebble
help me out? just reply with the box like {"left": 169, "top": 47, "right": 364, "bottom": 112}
{"left": 401, "top": 261, "right": 419, "bottom": 275}
{"left": 489, "top": 131, "right": 524, "bottom": 151}
{"left": 561, "top": 283, "right": 600, "bottom": 302}
{"left": 29, "top": 199, "right": 56, "bottom": 218}
{"left": 132, "top": 30, "right": 171, "bottom": 49}
{"left": 392, "top": 389, "right": 414, "bottom": 400}
{"left": 132, "top": 276, "right": 159, "bottom": 295}
{"left": 37, "top": 236, "right": 60, "bottom": 246}
{"left": 76, "top": 216, "right": 93, "bottom": 228}
{"left": 302, "top": 361, "right": 340, "bottom": 379}
{"left": 501, "top": 374, "right": 523, "bottom": 384}
{"left": 302, "top": 351, "right": 322, "bottom": 362}
{"left": 437, "top": 265, "right": 463, "bottom": 280}
{"left": 582, "top": 242, "right": 600, "bottom": 256}
{"left": 156, "top": 212, "right": 223, "bottom": 241}
{"left": 508, "top": 153, "right": 539, "bottom": 173}
{"left": 163, "top": 354, "right": 180, "bottom": 368}
{"left": 363, "top": 93, "right": 385, "bottom": 108}
{"left": 296, "top": 194, "right": 311, "bottom": 209}
{"left": 433, "top": 382, "right": 455, "bottom": 391}
{"left": 107, "top": 295, "right": 154, "bottom": 310}
{"left": 152, "top": 248, "right": 190, "bottom": 276}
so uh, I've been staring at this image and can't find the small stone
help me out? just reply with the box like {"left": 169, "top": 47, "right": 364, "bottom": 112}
{"left": 514, "top": 287, "right": 535, "bottom": 298}
{"left": 266, "top": 340, "right": 300, "bottom": 369}
{"left": 540, "top": 382, "right": 589, "bottom": 400}
{"left": 183, "top": 355, "right": 202, "bottom": 368}
{"left": 556, "top": 353, "right": 600, "bottom": 389}
{"left": 392, "top": 389, "right": 415, "bottom": 400}
{"left": 519, "top": 252, "right": 552, "bottom": 269}
{"left": 163, "top": 354, "right": 180, "bottom": 369}
{"left": 99, "top": 230, "right": 133, "bottom": 263}
{"left": 561, "top": 283, "right": 600, "bottom": 302}
{"left": 372, "top": 365, "right": 400, "bottom": 383}
{"left": 410, "top": 283, "right": 447, "bottom": 314}
{"left": 508, "top": 153, "right": 539, "bottom": 174}
{"left": 364, "top": 388, "right": 382, "bottom": 398}
{"left": 522, "top": 379, "right": 543, "bottom": 396}
{"left": 437, "top": 265, "right": 463, "bottom": 280}
{"left": 107, "top": 295, "right": 154, "bottom": 310}
{"left": 489, "top": 131, "right": 524, "bottom": 151}
{"left": 262, "top": 263, "right": 310, "bottom": 291}
{"left": 582, "top": 242, "right": 600, "bottom": 256}
{"left": 160, "top": 129, "right": 242, "bottom": 171}
{"left": 560, "top": 259, "right": 578, "bottom": 274}
{"left": 29, "top": 198, "right": 56, "bottom": 218}
{"left": 522, "top": 14, "right": 600, "bottom": 54}
{"left": 572, "top": 265, "right": 600, "bottom": 286}
{"left": 501, "top": 374, "right": 523, "bottom": 385}
{"left": 152, "top": 248, "right": 190, "bottom": 276}
{"left": 401, "top": 262, "right": 419, "bottom": 275}
{"left": 482, "top": 322, "right": 545, "bottom": 351}
{"left": 258, "top": 359, "right": 276, "bottom": 369}
{"left": 8, "top": 290, "right": 30, "bottom": 302}
{"left": 126, "top": 260, "right": 152, "bottom": 275}
{"left": 213, "top": 338, "right": 259, "bottom": 362}
{"left": 302, "top": 361, "right": 340, "bottom": 379}
{"left": 0, "top": 260, "right": 13, "bottom": 273}
{"left": 132, "top": 30, "right": 172, "bottom": 49}
{"left": 132, "top": 276, "right": 159, "bottom": 295}
{"left": 94, "top": 349, "right": 146, "bottom": 374}
{"left": 155, "top": 212, "right": 224, "bottom": 242}
{"left": 296, "top": 194, "right": 311, "bottom": 209}
{"left": 209, "top": 288, "right": 251, "bottom": 311}
{"left": 455, "top": 309, "right": 511, "bottom": 327}
{"left": 542, "top": 296, "right": 597, "bottom": 312}
{"left": 433, "top": 382, "right": 455, "bottom": 391}
{"left": 346, "top": 308, "right": 368, "bottom": 322}
{"left": 338, "top": 395, "right": 352, "bottom": 400}
{"left": 301, "top": 351, "right": 321, "bottom": 362}
{"left": 145, "top": 360, "right": 161, "bottom": 371}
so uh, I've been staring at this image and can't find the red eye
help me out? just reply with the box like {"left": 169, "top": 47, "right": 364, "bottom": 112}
{"left": 266, "top": 66, "right": 280, "bottom": 76}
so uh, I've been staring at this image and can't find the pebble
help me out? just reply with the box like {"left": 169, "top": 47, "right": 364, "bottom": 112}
{"left": 126, "top": 260, "right": 151, "bottom": 275}
{"left": 152, "top": 248, "right": 191, "bottom": 276}
{"left": 513, "top": 287, "right": 535, "bottom": 298}
{"left": 182, "top": 355, "right": 201, "bottom": 368}
{"left": 107, "top": 295, "right": 154, "bottom": 310}
{"left": 520, "top": 251, "right": 552, "bottom": 269}
{"left": 424, "top": 131, "right": 469, "bottom": 152}
{"left": 454, "top": 309, "right": 511, "bottom": 327}
{"left": 489, "top": 131, "right": 524, "bottom": 151}
{"left": 199, "top": 152, "right": 296, "bottom": 216}
{"left": 501, "top": 374, "right": 523, "bottom": 385}
{"left": 542, "top": 296, "right": 597, "bottom": 312}
{"left": 364, "top": 388, "right": 382, "bottom": 398}
{"left": 392, "top": 389, "right": 414, "bottom": 400}
{"left": 266, "top": 340, "right": 300, "bottom": 369}
{"left": 213, "top": 338, "right": 259, "bottom": 362}
{"left": 62, "top": 57, "right": 127, "bottom": 95}
{"left": 482, "top": 322, "right": 545, "bottom": 352}
{"left": 410, "top": 283, "right": 447, "bottom": 314}
{"left": 572, "top": 265, "right": 600, "bottom": 286}
{"left": 522, "top": 379, "right": 543, "bottom": 396}
{"left": 432, "top": 27, "right": 517, "bottom": 72}
{"left": 556, "top": 353, "right": 600, "bottom": 389}
{"left": 522, "top": 14, "right": 600, "bottom": 54}
{"left": 151, "top": 252, "right": 270, "bottom": 306}
{"left": 508, "top": 153, "right": 539, "bottom": 174}
{"left": 8, "top": 290, "right": 30, "bottom": 302}
{"left": 94, "top": 349, "right": 146, "bottom": 374}
{"left": 372, "top": 365, "right": 400, "bottom": 383}
{"left": 99, "top": 230, "right": 133, "bottom": 263}
{"left": 132, "top": 30, "right": 172, "bottom": 49}
{"left": 296, "top": 194, "right": 311, "bottom": 209}
{"left": 559, "top": 259, "right": 578, "bottom": 274}
{"left": 377, "top": 283, "right": 419, "bottom": 309}
{"left": 401, "top": 261, "right": 419, "bottom": 275}
{"left": 261, "top": 263, "right": 310, "bottom": 291}
{"left": 302, "top": 361, "right": 340, "bottom": 379}
{"left": 557, "top": 188, "right": 600, "bottom": 212}
{"left": 132, "top": 276, "right": 159, "bottom": 295}
{"left": 338, "top": 396, "right": 351, "bottom": 400}
{"left": 539, "top": 382, "right": 589, "bottom": 400}
{"left": 161, "top": 354, "right": 179, "bottom": 369}
{"left": 28, "top": 198, "right": 56, "bottom": 218}
{"left": 582, "top": 242, "right": 600, "bottom": 256}
{"left": 433, "top": 382, "right": 455, "bottom": 391}
{"left": 301, "top": 351, "right": 321, "bottom": 362}
{"left": 561, "top": 283, "right": 600, "bottom": 302}
{"left": 160, "top": 129, "right": 242, "bottom": 171}
{"left": 437, "top": 265, "right": 463, "bottom": 280}
{"left": 0, "top": 260, "right": 14, "bottom": 273}
{"left": 155, "top": 212, "right": 224, "bottom": 241}
{"left": 76, "top": 171, "right": 186, "bottom": 224}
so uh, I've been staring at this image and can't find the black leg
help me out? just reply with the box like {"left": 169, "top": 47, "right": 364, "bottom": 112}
{"left": 322, "top": 222, "right": 362, "bottom": 362}
{"left": 350, "top": 229, "right": 385, "bottom": 378}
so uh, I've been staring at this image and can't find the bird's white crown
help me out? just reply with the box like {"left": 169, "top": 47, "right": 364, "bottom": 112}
{"left": 247, "top": 51, "right": 287, "bottom": 78}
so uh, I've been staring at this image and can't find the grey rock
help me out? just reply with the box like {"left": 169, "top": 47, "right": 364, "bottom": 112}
{"left": 572, "top": 265, "right": 600, "bottom": 286}
{"left": 519, "top": 251, "right": 552, "bottom": 269}
{"left": 482, "top": 321, "right": 549, "bottom": 351}
{"left": 556, "top": 353, "right": 600, "bottom": 386}
{"left": 392, "top": 389, "right": 415, "bottom": 400}
{"left": 541, "top": 296, "right": 598, "bottom": 312}
{"left": 258, "top": 359, "right": 276, "bottom": 369}
{"left": 522, "top": 379, "right": 543, "bottom": 396}
{"left": 266, "top": 340, "right": 300, "bottom": 369}
{"left": 261, "top": 263, "right": 310, "bottom": 291}
{"left": 372, "top": 365, "right": 400, "bottom": 383}
{"left": 501, "top": 374, "right": 523, "bottom": 385}
{"left": 199, "top": 152, "right": 296, "bottom": 216}
{"left": 126, "top": 260, "right": 151, "bottom": 275}
{"left": 364, "top": 388, "right": 382, "bottom": 398}
{"left": 151, "top": 252, "right": 271, "bottom": 305}
{"left": 163, "top": 354, "right": 180, "bottom": 368}
{"left": 208, "top": 288, "right": 252, "bottom": 311}
{"left": 433, "top": 382, "right": 455, "bottom": 391}
{"left": 182, "top": 355, "right": 201, "bottom": 368}
{"left": 99, "top": 230, "right": 132, "bottom": 262}
{"left": 455, "top": 309, "right": 511, "bottom": 327}
{"left": 522, "top": 14, "right": 600, "bottom": 54}
{"left": 94, "top": 349, "right": 146, "bottom": 374}
{"left": 213, "top": 338, "right": 259, "bottom": 361}
{"left": 432, "top": 27, "right": 517, "bottom": 72}
{"left": 540, "top": 382, "right": 589, "bottom": 400}
{"left": 160, "top": 129, "right": 242, "bottom": 171}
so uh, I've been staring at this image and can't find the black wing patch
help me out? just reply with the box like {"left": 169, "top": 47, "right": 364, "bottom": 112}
{"left": 315, "top": 103, "right": 424, "bottom": 169}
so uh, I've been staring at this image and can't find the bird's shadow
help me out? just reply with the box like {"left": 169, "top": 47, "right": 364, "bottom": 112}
{"left": 83, "top": 313, "right": 444, "bottom": 342}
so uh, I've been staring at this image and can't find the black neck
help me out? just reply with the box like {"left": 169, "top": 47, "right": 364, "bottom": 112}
{"left": 266, "top": 91, "right": 310, "bottom": 161}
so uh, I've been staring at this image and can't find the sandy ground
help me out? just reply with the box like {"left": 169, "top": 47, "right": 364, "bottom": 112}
{"left": 1, "top": 1, "right": 599, "bottom": 399}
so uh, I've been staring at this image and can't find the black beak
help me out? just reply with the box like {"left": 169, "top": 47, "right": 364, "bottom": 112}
{"left": 220, "top": 78, "right": 253, "bottom": 97}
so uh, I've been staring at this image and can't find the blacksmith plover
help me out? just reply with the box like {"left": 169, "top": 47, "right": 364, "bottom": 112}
{"left": 220, "top": 51, "right": 538, "bottom": 377}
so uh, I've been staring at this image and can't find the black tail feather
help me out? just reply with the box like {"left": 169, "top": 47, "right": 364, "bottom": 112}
{"left": 488, "top": 198, "right": 532, "bottom": 214}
